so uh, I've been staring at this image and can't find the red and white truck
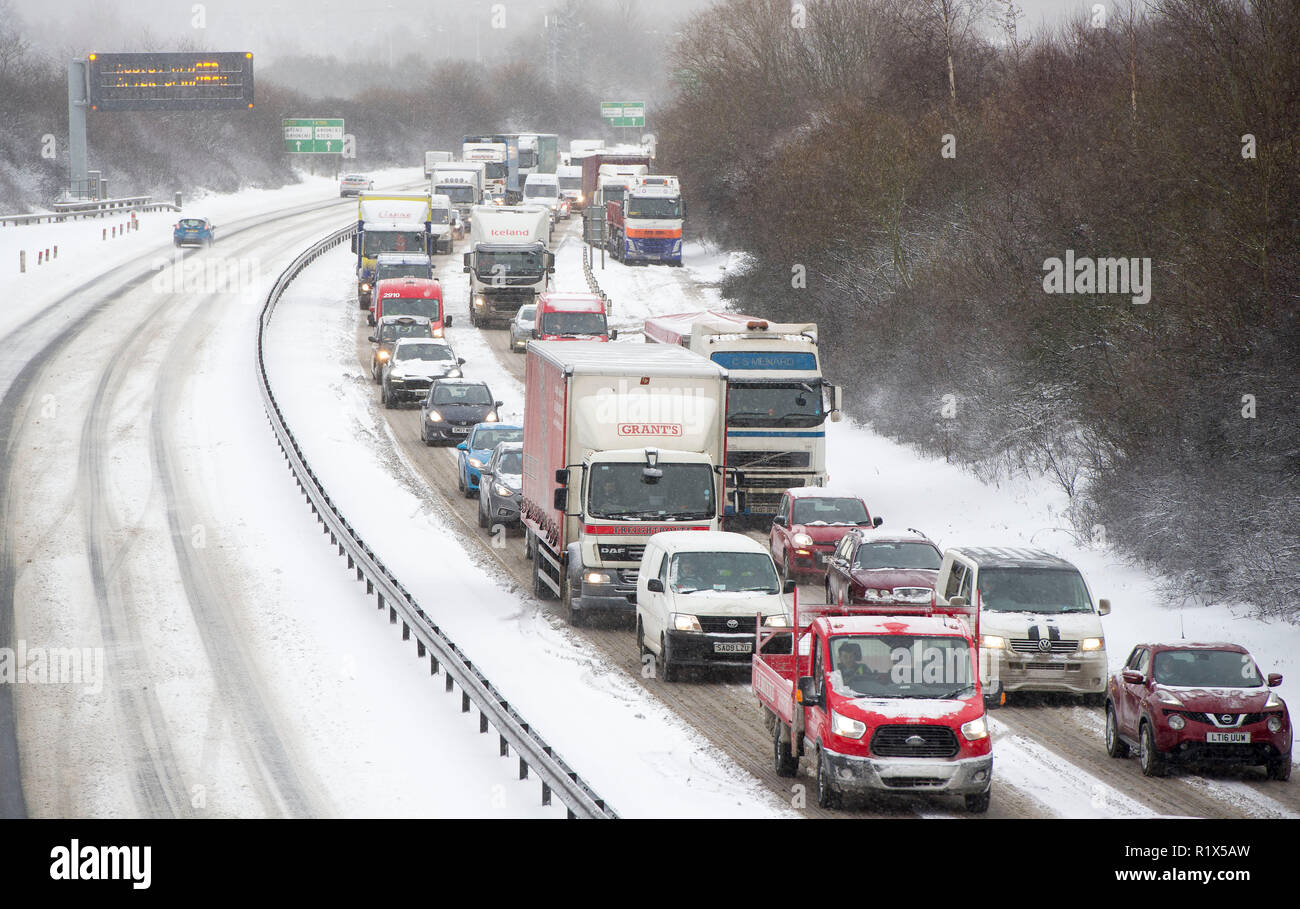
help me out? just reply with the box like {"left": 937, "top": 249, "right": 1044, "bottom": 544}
{"left": 753, "top": 593, "right": 994, "bottom": 812}
{"left": 521, "top": 341, "right": 731, "bottom": 625}
{"left": 579, "top": 153, "right": 652, "bottom": 211}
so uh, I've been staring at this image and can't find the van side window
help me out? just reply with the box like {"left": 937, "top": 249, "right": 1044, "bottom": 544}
{"left": 945, "top": 562, "right": 966, "bottom": 600}
{"left": 811, "top": 636, "right": 824, "bottom": 697}
{"left": 656, "top": 552, "right": 669, "bottom": 586}
{"left": 957, "top": 566, "right": 973, "bottom": 603}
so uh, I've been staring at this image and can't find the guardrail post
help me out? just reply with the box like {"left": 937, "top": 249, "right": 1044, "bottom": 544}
{"left": 499, "top": 735, "right": 508, "bottom": 757}
{"left": 519, "top": 758, "right": 528, "bottom": 780}
{"left": 19, "top": 251, "right": 25, "bottom": 272}
{"left": 542, "top": 782, "right": 551, "bottom": 806}
{"left": 479, "top": 711, "right": 488, "bottom": 733}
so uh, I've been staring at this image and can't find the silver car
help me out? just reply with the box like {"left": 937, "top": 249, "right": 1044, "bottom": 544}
{"left": 477, "top": 441, "right": 523, "bottom": 529}
{"left": 508, "top": 304, "right": 536, "bottom": 353}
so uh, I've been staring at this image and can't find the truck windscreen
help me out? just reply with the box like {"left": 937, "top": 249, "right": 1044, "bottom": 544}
{"left": 727, "top": 382, "right": 825, "bottom": 428}
{"left": 364, "top": 231, "right": 426, "bottom": 256}
{"left": 587, "top": 462, "right": 715, "bottom": 521}
{"left": 476, "top": 249, "right": 544, "bottom": 276}
{"left": 829, "top": 634, "right": 974, "bottom": 699}
{"left": 484, "top": 162, "right": 506, "bottom": 180}
{"left": 437, "top": 185, "right": 474, "bottom": 203}
{"left": 558, "top": 177, "right": 582, "bottom": 191}
{"left": 540, "top": 312, "right": 606, "bottom": 336}
{"left": 382, "top": 298, "right": 441, "bottom": 321}
{"left": 627, "top": 198, "right": 682, "bottom": 219}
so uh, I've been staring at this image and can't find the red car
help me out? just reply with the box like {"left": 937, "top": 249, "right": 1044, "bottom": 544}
{"left": 1105, "top": 642, "right": 1291, "bottom": 780}
{"left": 824, "top": 528, "right": 943, "bottom": 609}
{"left": 769, "top": 489, "right": 879, "bottom": 580}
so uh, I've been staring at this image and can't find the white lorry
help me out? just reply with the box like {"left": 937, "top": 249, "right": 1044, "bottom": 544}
{"left": 429, "top": 193, "right": 456, "bottom": 254}
{"left": 430, "top": 161, "right": 486, "bottom": 229}
{"left": 521, "top": 341, "right": 732, "bottom": 625}
{"left": 462, "top": 204, "right": 553, "bottom": 328}
{"left": 353, "top": 193, "right": 432, "bottom": 307}
{"left": 643, "top": 311, "right": 843, "bottom": 517}
{"left": 423, "top": 150, "right": 453, "bottom": 177}
{"left": 462, "top": 139, "right": 508, "bottom": 195}
{"left": 523, "top": 172, "right": 564, "bottom": 221}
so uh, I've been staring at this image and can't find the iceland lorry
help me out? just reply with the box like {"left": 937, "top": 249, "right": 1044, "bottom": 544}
{"left": 644, "top": 311, "right": 842, "bottom": 516}
{"left": 462, "top": 204, "right": 553, "bottom": 327}
{"left": 521, "top": 342, "right": 731, "bottom": 625}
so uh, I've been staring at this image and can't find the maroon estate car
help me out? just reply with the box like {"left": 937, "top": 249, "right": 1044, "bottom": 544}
{"left": 1105, "top": 643, "right": 1292, "bottom": 780}
{"left": 768, "top": 488, "right": 880, "bottom": 580}
{"left": 824, "top": 528, "right": 943, "bottom": 609}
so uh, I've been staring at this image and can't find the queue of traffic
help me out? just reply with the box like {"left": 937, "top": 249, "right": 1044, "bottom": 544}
{"left": 340, "top": 143, "right": 1291, "bottom": 814}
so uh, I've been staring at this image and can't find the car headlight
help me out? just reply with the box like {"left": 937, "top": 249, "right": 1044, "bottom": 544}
{"left": 1155, "top": 688, "right": 1182, "bottom": 706}
{"left": 792, "top": 532, "right": 814, "bottom": 548}
{"left": 431, "top": 328, "right": 443, "bottom": 338}
{"left": 485, "top": 411, "right": 499, "bottom": 422}
{"left": 473, "top": 296, "right": 485, "bottom": 307}
{"left": 426, "top": 409, "right": 442, "bottom": 422}
{"left": 1265, "top": 691, "right": 1283, "bottom": 708}
{"left": 467, "top": 457, "right": 484, "bottom": 469}
{"left": 1081, "top": 637, "right": 1104, "bottom": 652}
{"left": 376, "top": 350, "right": 390, "bottom": 361}
{"left": 961, "top": 715, "right": 989, "bottom": 741}
{"left": 981, "top": 635, "right": 1007, "bottom": 651}
{"left": 671, "top": 613, "right": 702, "bottom": 633}
{"left": 830, "top": 710, "right": 866, "bottom": 740}
{"left": 1167, "top": 714, "right": 1186, "bottom": 730}
{"left": 361, "top": 282, "right": 371, "bottom": 292}
{"left": 492, "top": 482, "right": 515, "bottom": 497}
{"left": 762, "top": 613, "right": 791, "bottom": 628}
{"left": 584, "top": 571, "right": 611, "bottom": 585}
{"left": 1266, "top": 715, "right": 1283, "bottom": 733}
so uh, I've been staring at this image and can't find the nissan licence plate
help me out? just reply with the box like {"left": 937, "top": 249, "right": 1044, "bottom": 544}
{"left": 714, "top": 642, "right": 752, "bottom": 654}
{"left": 1206, "top": 732, "right": 1250, "bottom": 744}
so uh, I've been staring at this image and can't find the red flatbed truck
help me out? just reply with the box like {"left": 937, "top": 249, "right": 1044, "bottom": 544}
{"left": 752, "top": 592, "right": 995, "bottom": 812}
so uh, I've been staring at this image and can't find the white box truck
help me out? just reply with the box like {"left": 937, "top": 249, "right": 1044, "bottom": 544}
{"left": 521, "top": 341, "right": 733, "bottom": 625}
{"left": 431, "top": 161, "right": 486, "bottom": 228}
{"left": 423, "top": 150, "right": 453, "bottom": 177}
{"left": 353, "top": 193, "right": 432, "bottom": 306}
{"left": 462, "top": 204, "right": 553, "bottom": 327}
{"left": 643, "top": 311, "right": 843, "bottom": 517}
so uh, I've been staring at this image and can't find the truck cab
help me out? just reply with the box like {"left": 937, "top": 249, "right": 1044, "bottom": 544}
{"left": 606, "top": 182, "right": 684, "bottom": 265}
{"left": 353, "top": 193, "right": 433, "bottom": 307}
{"left": 753, "top": 602, "right": 993, "bottom": 812}
{"left": 463, "top": 204, "right": 554, "bottom": 327}
{"left": 533, "top": 292, "right": 614, "bottom": 341}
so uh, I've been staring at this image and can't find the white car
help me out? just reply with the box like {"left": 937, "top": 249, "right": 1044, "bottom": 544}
{"left": 636, "top": 531, "right": 793, "bottom": 681}
{"left": 340, "top": 174, "right": 374, "bottom": 197}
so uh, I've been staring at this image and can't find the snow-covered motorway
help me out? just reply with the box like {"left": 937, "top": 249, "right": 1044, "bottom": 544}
{"left": 3, "top": 180, "right": 1296, "bottom": 819}
{"left": 264, "top": 209, "right": 1299, "bottom": 819}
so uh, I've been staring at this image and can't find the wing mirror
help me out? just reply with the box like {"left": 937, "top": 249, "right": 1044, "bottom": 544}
{"left": 1268, "top": 673, "right": 1283, "bottom": 687}
{"left": 456, "top": 442, "right": 468, "bottom": 451}
{"left": 783, "top": 579, "right": 796, "bottom": 594}
{"left": 1121, "top": 669, "right": 1145, "bottom": 685}
{"left": 647, "top": 578, "right": 664, "bottom": 593}
{"left": 772, "top": 515, "right": 786, "bottom": 527}
{"left": 457, "top": 358, "right": 466, "bottom": 365}
{"left": 872, "top": 516, "right": 883, "bottom": 527}
{"left": 609, "top": 329, "right": 619, "bottom": 340}
{"left": 444, "top": 315, "right": 453, "bottom": 327}
{"left": 367, "top": 335, "right": 377, "bottom": 343}
{"left": 949, "top": 596, "right": 967, "bottom": 608}
{"left": 796, "top": 677, "right": 820, "bottom": 708}
{"left": 1097, "top": 598, "right": 1111, "bottom": 616}
{"left": 552, "top": 487, "right": 567, "bottom": 511}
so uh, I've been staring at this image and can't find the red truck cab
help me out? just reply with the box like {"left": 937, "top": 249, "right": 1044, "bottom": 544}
{"left": 371, "top": 278, "right": 450, "bottom": 337}
{"left": 753, "top": 596, "right": 994, "bottom": 812}
{"left": 532, "top": 292, "right": 615, "bottom": 342}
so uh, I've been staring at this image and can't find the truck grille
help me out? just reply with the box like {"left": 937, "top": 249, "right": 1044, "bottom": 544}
{"left": 726, "top": 451, "right": 811, "bottom": 469}
{"left": 614, "top": 569, "right": 638, "bottom": 596}
{"left": 870, "top": 725, "right": 959, "bottom": 758}
{"left": 742, "top": 476, "right": 808, "bottom": 489}
{"left": 1009, "top": 639, "right": 1079, "bottom": 654}
{"left": 880, "top": 777, "right": 947, "bottom": 789}
{"left": 697, "top": 615, "right": 757, "bottom": 634}
{"left": 597, "top": 543, "right": 645, "bottom": 563}
{"left": 744, "top": 492, "right": 785, "bottom": 512}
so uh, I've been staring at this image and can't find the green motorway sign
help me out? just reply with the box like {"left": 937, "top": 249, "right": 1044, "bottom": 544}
{"left": 600, "top": 101, "right": 645, "bottom": 128}
{"left": 283, "top": 118, "right": 345, "bottom": 153}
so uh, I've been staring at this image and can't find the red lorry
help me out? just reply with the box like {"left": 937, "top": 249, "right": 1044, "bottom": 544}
{"left": 752, "top": 592, "right": 994, "bottom": 812}
{"left": 579, "top": 154, "right": 652, "bottom": 210}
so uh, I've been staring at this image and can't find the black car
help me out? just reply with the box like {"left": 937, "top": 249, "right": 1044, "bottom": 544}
{"left": 477, "top": 441, "right": 523, "bottom": 528}
{"left": 381, "top": 339, "right": 464, "bottom": 408}
{"left": 420, "top": 379, "right": 502, "bottom": 445}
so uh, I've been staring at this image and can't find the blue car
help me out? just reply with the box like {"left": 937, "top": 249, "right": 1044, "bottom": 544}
{"left": 456, "top": 423, "right": 522, "bottom": 497}
{"left": 173, "top": 217, "right": 215, "bottom": 247}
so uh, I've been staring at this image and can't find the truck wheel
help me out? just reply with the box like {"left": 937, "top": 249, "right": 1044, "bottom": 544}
{"left": 964, "top": 789, "right": 991, "bottom": 813}
{"left": 1105, "top": 703, "right": 1129, "bottom": 758}
{"left": 1266, "top": 757, "right": 1292, "bottom": 781}
{"left": 1138, "top": 721, "right": 1166, "bottom": 777}
{"left": 658, "top": 635, "right": 679, "bottom": 682}
{"left": 563, "top": 573, "right": 585, "bottom": 626}
{"left": 774, "top": 723, "right": 799, "bottom": 778}
{"left": 815, "top": 748, "right": 842, "bottom": 809}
